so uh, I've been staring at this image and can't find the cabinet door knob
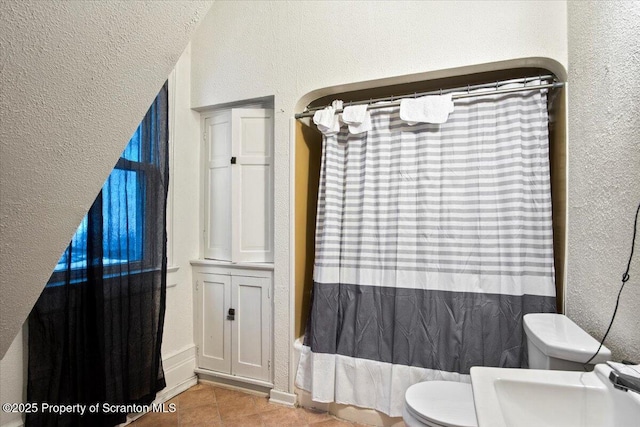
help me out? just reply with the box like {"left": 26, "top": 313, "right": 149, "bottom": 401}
{"left": 230, "top": 157, "right": 237, "bottom": 164}
{"left": 227, "top": 308, "right": 235, "bottom": 321}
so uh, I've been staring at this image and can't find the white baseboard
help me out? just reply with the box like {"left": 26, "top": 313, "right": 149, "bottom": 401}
{"left": 0, "top": 419, "right": 24, "bottom": 427}
{"left": 155, "top": 375, "right": 198, "bottom": 405}
{"left": 122, "top": 374, "right": 197, "bottom": 426}
{"left": 121, "top": 345, "right": 197, "bottom": 425}
{"left": 269, "top": 389, "right": 297, "bottom": 407}
{"left": 162, "top": 345, "right": 197, "bottom": 391}
{"left": 1, "top": 347, "right": 197, "bottom": 427}
{"left": 195, "top": 368, "right": 273, "bottom": 390}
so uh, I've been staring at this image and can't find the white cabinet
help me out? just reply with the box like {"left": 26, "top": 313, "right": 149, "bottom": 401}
{"left": 193, "top": 263, "right": 272, "bottom": 384}
{"left": 202, "top": 108, "right": 274, "bottom": 263}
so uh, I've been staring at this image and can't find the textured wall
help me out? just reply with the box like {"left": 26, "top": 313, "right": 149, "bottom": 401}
{"left": 567, "top": 2, "right": 640, "bottom": 361}
{"left": 0, "top": 1, "right": 213, "bottom": 358}
{"left": 0, "top": 46, "right": 202, "bottom": 425}
{"left": 190, "top": 0, "right": 568, "bottom": 392}
{"left": 162, "top": 43, "right": 202, "bottom": 368}
{"left": 0, "top": 330, "right": 24, "bottom": 426}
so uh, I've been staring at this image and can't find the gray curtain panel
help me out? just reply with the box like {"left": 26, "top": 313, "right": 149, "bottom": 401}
{"left": 297, "top": 80, "right": 557, "bottom": 417}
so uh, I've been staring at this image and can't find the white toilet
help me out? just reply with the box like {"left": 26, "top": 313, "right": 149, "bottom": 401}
{"left": 402, "top": 313, "right": 612, "bottom": 427}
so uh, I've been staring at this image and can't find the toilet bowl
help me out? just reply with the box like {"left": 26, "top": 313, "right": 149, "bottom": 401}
{"left": 403, "top": 313, "right": 612, "bottom": 427}
{"left": 403, "top": 381, "right": 477, "bottom": 427}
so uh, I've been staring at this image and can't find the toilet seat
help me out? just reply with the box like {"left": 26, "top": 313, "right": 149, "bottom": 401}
{"left": 404, "top": 381, "right": 478, "bottom": 427}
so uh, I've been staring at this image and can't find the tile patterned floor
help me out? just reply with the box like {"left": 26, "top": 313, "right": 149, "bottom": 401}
{"left": 130, "top": 382, "right": 374, "bottom": 427}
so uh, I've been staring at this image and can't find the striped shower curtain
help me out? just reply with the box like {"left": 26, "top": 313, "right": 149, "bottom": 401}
{"left": 296, "top": 81, "right": 557, "bottom": 417}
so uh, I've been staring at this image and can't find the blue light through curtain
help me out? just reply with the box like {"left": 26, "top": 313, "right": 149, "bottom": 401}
{"left": 27, "top": 83, "right": 169, "bottom": 427}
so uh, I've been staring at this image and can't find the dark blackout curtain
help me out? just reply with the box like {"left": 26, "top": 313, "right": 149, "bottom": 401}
{"left": 27, "top": 83, "right": 169, "bottom": 427}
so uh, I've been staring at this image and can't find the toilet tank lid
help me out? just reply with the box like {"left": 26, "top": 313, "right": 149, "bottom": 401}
{"left": 524, "top": 314, "right": 611, "bottom": 364}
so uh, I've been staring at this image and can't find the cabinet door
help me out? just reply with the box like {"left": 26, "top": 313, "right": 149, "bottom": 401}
{"left": 203, "top": 111, "right": 232, "bottom": 261}
{"left": 231, "top": 275, "right": 271, "bottom": 381}
{"left": 231, "top": 109, "right": 274, "bottom": 263}
{"left": 197, "top": 273, "right": 231, "bottom": 373}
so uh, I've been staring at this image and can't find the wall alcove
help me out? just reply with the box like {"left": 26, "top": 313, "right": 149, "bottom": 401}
{"left": 294, "top": 63, "right": 567, "bottom": 338}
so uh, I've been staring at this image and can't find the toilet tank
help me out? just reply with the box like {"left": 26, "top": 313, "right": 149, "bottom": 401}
{"left": 523, "top": 314, "right": 611, "bottom": 371}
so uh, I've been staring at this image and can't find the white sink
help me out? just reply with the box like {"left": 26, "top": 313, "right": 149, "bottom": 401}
{"left": 470, "top": 364, "right": 640, "bottom": 427}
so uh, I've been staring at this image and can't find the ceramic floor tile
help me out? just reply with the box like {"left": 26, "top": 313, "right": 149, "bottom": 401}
{"left": 131, "top": 410, "right": 179, "bottom": 427}
{"left": 212, "top": 386, "right": 252, "bottom": 404}
{"left": 189, "top": 383, "right": 214, "bottom": 392}
{"left": 166, "top": 396, "right": 179, "bottom": 409}
{"left": 299, "top": 407, "right": 332, "bottom": 424}
{"left": 178, "top": 386, "right": 217, "bottom": 411}
{"left": 179, "top": 402, "right": 222, "bottom": 426}
{"left": 220, "top": 412, "right": 264, "bottom": 427}
{"left": 309, "top": 419, "right": 354, "bottom": 427}
{"left": 252, "top": 395, "right": 279, "bottom": 414}
{"left": 217, "top": 394, "right": 260, "bottom": 421}
{"left": 260, "top": 405, "right": 307, "bottom": 427}
{"left": 132, "top": 382, "right": 388, "bottom": 427}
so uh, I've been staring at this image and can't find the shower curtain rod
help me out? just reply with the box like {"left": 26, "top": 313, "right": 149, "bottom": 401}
{"left": 294, "top": 75, "right": 565, "bottom": 119}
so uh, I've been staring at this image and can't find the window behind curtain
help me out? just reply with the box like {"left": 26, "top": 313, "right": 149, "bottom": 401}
{"left": 27, "top": 83, "right": 169, "bottom": 427}
{"left": 51, "top": 109, "right": 162, "bottom": 281}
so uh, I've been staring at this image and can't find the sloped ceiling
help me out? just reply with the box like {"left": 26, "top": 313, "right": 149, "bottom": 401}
{"left": 0, "top": 1, "right": 213, "bottom": 358}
